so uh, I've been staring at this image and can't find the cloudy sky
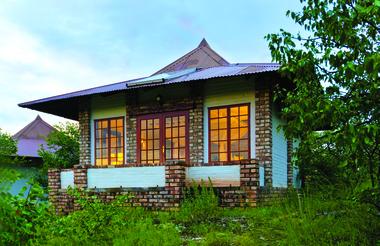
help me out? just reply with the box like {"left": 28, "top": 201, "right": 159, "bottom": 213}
{"left": 0, "top": 0, "right": 303, "bottom": 134}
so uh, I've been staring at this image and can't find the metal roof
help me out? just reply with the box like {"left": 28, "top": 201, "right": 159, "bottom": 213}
{"left": 19, "top": 63, "right": 279, "bottom": 107}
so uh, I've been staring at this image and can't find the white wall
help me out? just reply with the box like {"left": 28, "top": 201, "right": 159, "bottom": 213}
{"left": 271, "top": 105, "right": 288, "bottom": 187}
{"left": 90, "top": 93, "right": 126, "bottom": 165}
{"left": 203, "top": 79, "right": 255, "bottom": 163}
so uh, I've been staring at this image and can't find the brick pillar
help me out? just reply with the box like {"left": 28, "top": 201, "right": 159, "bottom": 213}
{"left": 255, "top": 89, "right": 272, "bottom": 187}
{"left": 48, "top": 169, "right": 60, "bottom": 213}
{"left": 240, "top": 159, "right": 259, "bottom": 207}
{"left": 79, "top": 101, "right": 91, "bottom": 166}
{"left": 287, "top": 140, "right": 293, "bottom": 187}
{"left": 165, "top": 161, "right": 186, "bottom": 209}
{"left": 125, "top": 106, "right": 137, "bottom": 164}
{"left": 189, "top": 97, "right": 204, "bottom": 165}
{"left": 73, "top": 165, "right": 88, "bottom": 210}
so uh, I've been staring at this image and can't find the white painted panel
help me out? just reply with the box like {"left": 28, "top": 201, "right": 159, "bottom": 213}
{"left": 186, "top": 165, "right": 240, "bottom": 187}
{"left": 87, "top": 166, "right": 165, "bottom": 188}
{"left": 61, "top": 170, "right": 74, "bottom": 189}
{"left": 259, "top": 166, "right": 265, "bottom": 187}
{"left": 203, "top": 79, "right": 256, "bottom": 163}
{"left": 272, "top": 105, "right": 288, "bottom": 187}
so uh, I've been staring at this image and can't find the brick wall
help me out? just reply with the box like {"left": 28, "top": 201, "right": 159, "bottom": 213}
{"left": 78, "top": 101, "right": 91, "bottom": 166}
{"left": 255, "top": 89, "right": 273, "bottom": 187}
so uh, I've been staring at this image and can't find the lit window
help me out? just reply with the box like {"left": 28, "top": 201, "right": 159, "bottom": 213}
{"left": 209, "top": 104, "right": 250, "bottom": 162}
{"left": 95, "top": 118, "right": 124, "bottom": 166}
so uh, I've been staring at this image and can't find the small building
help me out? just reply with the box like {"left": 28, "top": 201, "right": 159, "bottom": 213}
{"left": 19, "top": 39, "right": 296, "bottom": 213}
{"left": 13, "top": 115, "right": 55, "bottom": 165}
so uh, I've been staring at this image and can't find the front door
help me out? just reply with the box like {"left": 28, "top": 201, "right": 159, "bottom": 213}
{"left": 137, "top": 112, "right": 189, "bottom": 165}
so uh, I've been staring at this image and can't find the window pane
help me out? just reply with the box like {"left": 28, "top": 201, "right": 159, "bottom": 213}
{"left": 147, "top": 150, "right": 153, "bottom": 160}
{"left": 179, "top": 148, "right": 185, "bottom": 159}
{"left": 117, "top": 119, "right": 123, "bottom": 127}
{"left": 230, "top": 128, "right": 239, "bottom": 140}
{"left": 231, "top": 117, "right": 239, "bottom": 128}
{"left": 102, "top": 121, "right": 108, "bottom": 128}
{"left": 211, "top": 153, "right": 218, "bottom": 161}
{"left": 154, "top": 150, "right": 160, "bottom": 159}
{"left": 141, "top": 130, "right": 146, "bottom": 140}
{"left": 172, "top": 149, "right": 178, "bottom": 159}
{"left": 111, "top": 137, "right": 117, "bottom": 147}
{"left": 141, "top": 151, "right": 146, "bottom": 160}
{"left": 172, "top": 128, "right": 178, "bottom": 138}
{"left": 166, "top": 149, "right": 171, "bottom": 159}
{"left": 148, "top": 130, "right": 153, "bottom": 139}
{"left": 147, "top": 119, "right": 153, "bottom": 129}
{"left": 240, "top": 139, "right": 249, "bottom": 151}
{"left": 173, "top": 138, "right": 178, "bottom": 148}
{"left": 219, "top": 118, "right": 227, "bottom": 129}
{"left": 231, "top": 152, "right": 240, "bottom": 161}
{"left": 165, "top": 139, "right": 172, "bottom": 148}
{"left": 141, "top": 120, "right": 146, "bottom": 129}
{"left": 179, "top": 127, "right": 185, "bottom": 137}
{"left": 210, "top": 109, "right": 218, "bottom": 119}
{"left": 147, "top": 140, "right": 153, "bottom": 150}
{"left": 231, "top": 107, "right": 239, "bottom": 116}
{"left": 165, "top": 128, "right": 171, "bottom": 138}
{"left": 165, "top": 118, "right": 171, "bottom": 127}
{"left": 240, "top": 106, "right": 248, "bottom": 115}
{"left": 219, "top": 108, "right": 227, "bottom": 117}
{"left": 219, "top": 130, "right": 227, "bottom": 141}
{"left": 179, "top": 116, "right": 186, "bottom": 126}
{"left": 219, "top": 141, "right": 227, "bottom": 152}
{"left": 240, "top": 115, "right": 249, "bottom": 127}
{"left": 111, "top": 120, "right": 117, "bottom": 127}
{"left": 172, "top": 117, "right": 178, "bottom": 127}
{"left": 154, "top": 119, "right": 160, "bottom": 128}
{"left": 179, "top": 138, "right": 185, "bottom": 147}
{"left": 154, "top": 140, "right": 160, "bottom": 149}
{"left": 231, "top": 140, "right": 238, "bottom": 151}
{"left": 211, "top": 130, "right": 218, "bottom": 141}
{"left": 211, "top": 142, "right": 218, "bottom": 152}
{"left": 210, "top": 119, "right": 218, "bottom": 130}
{"left": 240, "top": 127, "right": 249, "bottom": 139}
{"left": 240, "top": 152, "right": 249, "bottom": 160}
{"left": 154, "top": 129, "right": 160, "bottom": 138}
{"left": 219, "top": 153, "right": 227, "bottom": 161}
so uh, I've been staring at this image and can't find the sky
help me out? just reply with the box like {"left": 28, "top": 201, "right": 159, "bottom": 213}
{"left": 0, "top": 0, "right": 303, "bottom": 134}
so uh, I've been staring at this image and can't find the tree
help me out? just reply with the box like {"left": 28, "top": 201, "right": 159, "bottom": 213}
{"left": 265, "top": 0, "right": 379, "bottom": 204}
{"left": 0, "top": 129, "right": 17, "bottom": 162}
{"left": 38, "top": 122, "right": 79, "bottom": 170}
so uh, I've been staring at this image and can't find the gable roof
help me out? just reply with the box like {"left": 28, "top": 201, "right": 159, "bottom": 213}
{"left": 153, "top": 38, "right": 229, "bottom": 75}
{"left": 18, "top": 39, "right": 285, "bottom": 121}
{"left": 13, "top": 115, "right": 55, "bottom": 157}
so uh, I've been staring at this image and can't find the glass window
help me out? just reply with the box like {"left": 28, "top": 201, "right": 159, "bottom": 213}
{"left": 209, "top": 104, "right": 250, "bottom": 162}
{"left": 95, "top": 118, "right": 124, "bottom": 166}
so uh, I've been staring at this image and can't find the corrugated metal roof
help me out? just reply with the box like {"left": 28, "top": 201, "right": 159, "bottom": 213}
{"left": 19, "top": 63, "right": 279, "bottom": 107}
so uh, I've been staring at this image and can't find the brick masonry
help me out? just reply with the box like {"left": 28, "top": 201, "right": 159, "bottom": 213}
{"left": 255, "top": 89, "right": 273, "bottom": 187}
{"left": 78, "top": 100, "right": 91, "bottom": 166}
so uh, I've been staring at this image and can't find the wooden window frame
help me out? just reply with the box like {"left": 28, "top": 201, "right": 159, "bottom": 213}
{"left": 94, "top": 117, "right": 125, "bottom": 166}
{"left": 136, "top": 111, "right": 190, "bottom": 164}
{"left": 208, "top": 103, "right": 251, "bottom": 163}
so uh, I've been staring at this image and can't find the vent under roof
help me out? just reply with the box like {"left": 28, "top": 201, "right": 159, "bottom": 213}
{"left": 127, "top": 68, "right": 197, "bottom": 87}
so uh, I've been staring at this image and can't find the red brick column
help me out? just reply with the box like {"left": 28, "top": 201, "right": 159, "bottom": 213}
{"left": 48, "top": 169, "right": 60, "bottom": 213}
{"left": 73, "top": 165, "right": 88, "bottom": 210}
{"left": 165, "top": 161, "right": 186, "bottom": 209}
{"left": 255, "top": 89, "right": 273, "bottom": 187}
{"left": 240, "top": 159, "right": 259, "bottom": 207}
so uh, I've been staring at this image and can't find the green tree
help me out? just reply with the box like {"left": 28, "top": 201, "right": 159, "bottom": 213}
{"left": 0, "top": 128, "right": 17, "bottom": 162}
{"left": 266, "top": 0, "right": 379, "bottom": 205}
{"left": 38, "top": 122, "right": 79, "bottom": 170}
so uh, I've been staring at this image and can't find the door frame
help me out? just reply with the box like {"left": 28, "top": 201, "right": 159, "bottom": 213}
{"left": 136, "top": 111, "right": 190, "bottom": 164}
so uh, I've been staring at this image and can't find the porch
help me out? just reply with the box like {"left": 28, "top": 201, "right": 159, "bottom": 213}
{"left": 48, "top": 159, "right": 260, "bottom": 214}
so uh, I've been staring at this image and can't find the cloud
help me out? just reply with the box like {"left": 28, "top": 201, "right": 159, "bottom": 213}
{"left": 0, "top": 18, "right": 131, "bottom": 134}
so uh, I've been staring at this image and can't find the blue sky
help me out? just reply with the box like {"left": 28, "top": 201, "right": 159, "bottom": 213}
{"left": 0, "top": 0, "right": 303, "bottom": 134}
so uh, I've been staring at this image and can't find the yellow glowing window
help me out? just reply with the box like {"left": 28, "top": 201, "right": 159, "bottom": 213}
{"left": 95, "top": 117, "right": 124, "bottom": 166}
{"left": 209, "top": 104, "right": 250, "bottom": 162}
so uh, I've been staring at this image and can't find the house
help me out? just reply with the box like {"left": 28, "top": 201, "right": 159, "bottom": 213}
{"left": 13, "top": 115, "right": 55, "bottom": 165}
{"left": 19, "top": 39, "right": 296, "bottom": 212}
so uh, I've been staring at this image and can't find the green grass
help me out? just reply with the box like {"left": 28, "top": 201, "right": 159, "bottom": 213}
{"left": 1, "top": 185, "right": 379, "bottom": 245}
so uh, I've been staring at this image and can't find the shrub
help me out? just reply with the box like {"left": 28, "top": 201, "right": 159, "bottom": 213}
{"left": 177, "top": 182, "right": 219, "bottom": 225}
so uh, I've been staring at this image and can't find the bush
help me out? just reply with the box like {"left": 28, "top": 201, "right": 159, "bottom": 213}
{"left": 176, "top": 182, "right": 219, "bottom": 225}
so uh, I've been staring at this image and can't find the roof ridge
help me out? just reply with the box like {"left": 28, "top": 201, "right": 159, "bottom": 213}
{"left": 13, "top": 116, "right": 54, "bottom": 139}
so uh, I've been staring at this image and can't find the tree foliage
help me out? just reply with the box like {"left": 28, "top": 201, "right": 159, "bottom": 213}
{"left": 265, "top": 0, "right": 380, "bottom": 204}
{"left": 38, "top": 122, "right": 79, "bottom": 169}
{"left": 0, "top": 128, "right": 17, "bottom": 162}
